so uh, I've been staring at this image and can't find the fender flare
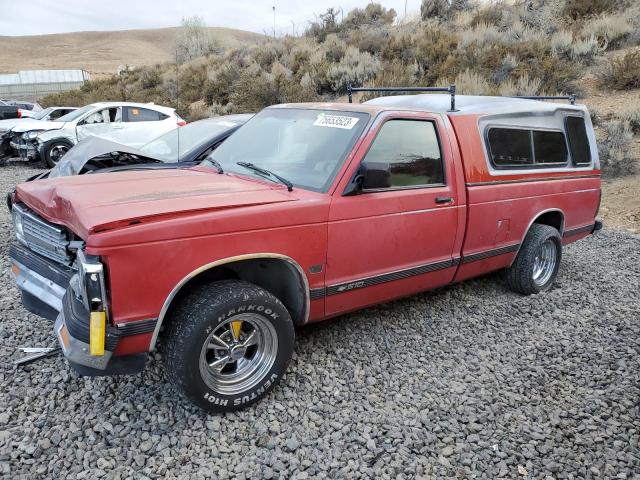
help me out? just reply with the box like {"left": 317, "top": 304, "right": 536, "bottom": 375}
{"left": 149, "top": 253, "right": 310, "bottom": 350}
{"left": 511, "top": 208, "right": 565, "bottom": 265}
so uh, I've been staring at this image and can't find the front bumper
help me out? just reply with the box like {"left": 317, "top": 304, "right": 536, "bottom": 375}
{"left": 9, "top": 137, "right": 38, "bottom": 160}
{"left": 10, "top": 243, "right": 148, "bottom": 376}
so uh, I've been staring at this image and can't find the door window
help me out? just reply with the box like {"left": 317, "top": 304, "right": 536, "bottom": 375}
{"left": 361, "top": 119, "right": 444, "bottom": 188}
{"left": 124, "top": 107, "right": 168, "bottom": 122}
{"left": 82, "top": 107, "right": 120, "bottom": 124}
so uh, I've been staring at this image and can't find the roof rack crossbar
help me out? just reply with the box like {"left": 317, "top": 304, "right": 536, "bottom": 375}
{"left": 512, "top": 95, "right": 577, "bottom": 105}
{"left": 347, "top": 84, "right": 458, "bottom": 111}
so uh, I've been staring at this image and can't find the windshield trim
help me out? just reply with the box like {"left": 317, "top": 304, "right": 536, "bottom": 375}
{"left": 209, "top": 107, "right": 371, "bottom": 194}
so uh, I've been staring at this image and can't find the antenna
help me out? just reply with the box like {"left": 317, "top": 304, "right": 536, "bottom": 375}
{"left": 175, "top": 47, "right": 180, "bottom": 162}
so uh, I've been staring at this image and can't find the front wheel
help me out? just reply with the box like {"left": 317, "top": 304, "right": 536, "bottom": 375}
{"left": 506, "top": 224, "right": 562, "bottom": 295}
{"left": 164, "top": 280, "right": 295, "bottom": 413}
{"left": 43, "top": 139, "right": 72, "bottom": 167}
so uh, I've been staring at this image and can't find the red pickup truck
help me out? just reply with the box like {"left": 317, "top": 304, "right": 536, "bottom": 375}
{"left": 9, "top": 93, "right": 602, "bottom": 412}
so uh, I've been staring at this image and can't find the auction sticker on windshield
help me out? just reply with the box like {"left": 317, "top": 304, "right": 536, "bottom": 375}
{"left": 313, "top": 113, "right": 359, "bottom": 129}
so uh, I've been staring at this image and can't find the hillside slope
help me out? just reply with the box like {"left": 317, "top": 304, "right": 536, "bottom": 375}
{"left": 0, "top": 27, "right": 263, "bottom": 76}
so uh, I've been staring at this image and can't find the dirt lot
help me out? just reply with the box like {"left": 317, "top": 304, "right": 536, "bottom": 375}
{"left": 0, "top": 164, "right": 638, "bottom": 479}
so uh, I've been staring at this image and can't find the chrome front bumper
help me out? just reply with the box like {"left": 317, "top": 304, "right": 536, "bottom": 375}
{"left": 55, "top": 302, "right": 112, "bottom": 370}
{"left": 10, "top": 243, "right": 73, "bottom": 320}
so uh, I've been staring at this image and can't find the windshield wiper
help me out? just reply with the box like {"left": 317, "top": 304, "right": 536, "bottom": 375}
{"left": 202, "top": 157, "right": 224, "bottom": 174}
{"left": 236, "top": 162, "right": 293, "bottom": 191}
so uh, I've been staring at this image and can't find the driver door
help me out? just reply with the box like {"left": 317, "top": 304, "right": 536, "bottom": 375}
{"left": 325, "top": 113, "right": 462, "bottom": 316}
{"left": 76, "top": 107, "right": 121, "bottom": 142}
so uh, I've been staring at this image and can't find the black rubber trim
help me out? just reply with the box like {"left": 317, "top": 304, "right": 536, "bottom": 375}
{"left": 10, "top": 243, "right": 74, "bottom": 288}
{"left": 563, "top": 223, "right": 595, "bottom": 238}
{"left": 326, "top": 258, "right": 459, "bottom": 296}
{"left": 593, "top": 220, "right": 603, "bottom": 232}
{"left": 69, "top": 353, "right": 147, "bottom": 377}
{"left": 461, "top": 243, "right": 520, "bottom": 264}
{"left": 63, "top": 290, "right": 120, "bottom": 351}
{"left": 309, "top": 288, "right": 326, "bottom": 300}
{"left": 21, "top": 290, "right": 59, "bottom": 321}
{"left": 116, "top": 319, "right": 157, "bottom": 336}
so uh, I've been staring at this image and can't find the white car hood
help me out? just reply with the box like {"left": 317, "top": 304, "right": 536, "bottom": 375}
{"left": 11, "top": 120, "right": 65, "bottom": 134}
{"left": 0, "top": 118, "right": 24, "bottom": 131}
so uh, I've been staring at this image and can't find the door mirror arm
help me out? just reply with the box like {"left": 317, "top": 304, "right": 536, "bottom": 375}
{"left": 343, "top": 162, "right": 391, "bottom": 196}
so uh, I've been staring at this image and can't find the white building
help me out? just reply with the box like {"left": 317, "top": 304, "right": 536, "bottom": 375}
{"left": 0, "top": 69, "right": 90, "bottom": 101}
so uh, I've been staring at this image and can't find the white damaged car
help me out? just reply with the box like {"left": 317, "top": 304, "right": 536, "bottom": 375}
{"left": 9, "top": 102, "right": 184, "bottom": 166}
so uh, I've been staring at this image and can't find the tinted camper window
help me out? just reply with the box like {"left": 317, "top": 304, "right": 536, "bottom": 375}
{"left": 533, "top": 130, "right": 568, "bottom": 164}
{"left": 488, "top": 128, "right": 533, "bottom": 167}
{"left": 566, "top": 116, "right": 591, "bottom": 165}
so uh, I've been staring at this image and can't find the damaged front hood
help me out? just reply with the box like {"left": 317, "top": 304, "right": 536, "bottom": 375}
{"left": 11, "top": 120, "right": 65, "bottom": 134}
{"left": 16, "top": 168, "right": 296, "bottom": 239}
{"left": 49, "top": 137, "right": 159, "bottom": 178}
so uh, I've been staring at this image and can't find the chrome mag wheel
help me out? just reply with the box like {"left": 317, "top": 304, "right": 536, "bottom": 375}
{"left": 532, "top": 239, "right": 557, "bottom": 287}
{"left": 199, "top": 313, "right": 278, "bottom": 395}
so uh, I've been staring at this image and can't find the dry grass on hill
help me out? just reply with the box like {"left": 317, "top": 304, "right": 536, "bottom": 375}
{"left": 0, "top": 27, "right": 263, "bottom": 76}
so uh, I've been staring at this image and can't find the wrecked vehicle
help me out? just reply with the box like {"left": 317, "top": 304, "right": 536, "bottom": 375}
{"left": 0, "top": 100, "right": 20, "bottom": 121}
{"left": 0, "top": 107, "right": 77, "bottom": 160}
{"left": 9, "top": 91, "right": 602, "bottom": 413}
{"left": 24, "top": 114, "right": 252, "bottom": 180}
{"left": 10, "top": 102, "right": 184, "bottom": 166}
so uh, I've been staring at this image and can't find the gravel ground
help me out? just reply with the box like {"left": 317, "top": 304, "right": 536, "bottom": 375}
{"left": 0, "top": 163, "right": 639, "bottom": 479}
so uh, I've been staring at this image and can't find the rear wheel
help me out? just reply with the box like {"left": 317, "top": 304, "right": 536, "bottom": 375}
{"left": 506, "top": 224, "right": 562, "bottom": 295}
{"left": 44, "top": 139, "right": 72, "bottom": 167}
{"left": 164, "top": 280, "right": 295, "bottom": 413}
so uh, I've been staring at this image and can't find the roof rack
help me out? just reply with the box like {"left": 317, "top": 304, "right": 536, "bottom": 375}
{"left": 347, "top": 84, "right": 458, "bottom": 112}
{"left": 511, "top": 95, "right": 577, "bottom": 105}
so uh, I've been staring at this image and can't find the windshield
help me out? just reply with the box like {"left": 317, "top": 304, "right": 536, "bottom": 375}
{"left": 56, "top": 105, "right": 93, "bottom": 123}
{"left": 207, "top": 108, "right": 369, "bottom": 192}
{"left": 33, "top": 107, "right": 54, "bottom": 120}
{"left": 139, "top": 118, "right": 241, "bottom": 162}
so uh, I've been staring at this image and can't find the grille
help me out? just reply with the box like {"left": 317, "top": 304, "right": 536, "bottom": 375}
{"left": 14, "top": 204, "right": 72, "bottom": 265}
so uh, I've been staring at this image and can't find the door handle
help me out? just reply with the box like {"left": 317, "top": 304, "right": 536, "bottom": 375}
{"left": 435, "top": 196, "right": 453, "bottom": 204}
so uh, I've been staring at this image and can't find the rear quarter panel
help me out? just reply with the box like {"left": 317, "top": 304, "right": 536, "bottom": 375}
{"left": 449, "top": 113, "right": 601, "bottom": 282}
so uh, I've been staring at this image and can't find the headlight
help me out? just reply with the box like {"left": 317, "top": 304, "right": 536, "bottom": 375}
{"left": 74, "top": 250, "right": 109, "bottom": 317}
{"left": 23, "top": 131, "right": 42, "bottom": 140}
{"left": 11, "top": 206, "right": 25, "bottom": 244}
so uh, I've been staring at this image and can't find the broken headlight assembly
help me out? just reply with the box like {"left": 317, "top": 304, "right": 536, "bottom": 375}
{"left": 23, "top": 131, "right": 42, "bottom": 141}
{"left": 74, "top": 250, "right": 109, "bottom": 316}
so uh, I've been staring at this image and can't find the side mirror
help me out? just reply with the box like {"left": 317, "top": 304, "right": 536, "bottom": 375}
{"left": 343, "top": 161, "right": 391, "bottom": 196}
{"left": 361, "top": 161, "right": 391, "bottom": 190}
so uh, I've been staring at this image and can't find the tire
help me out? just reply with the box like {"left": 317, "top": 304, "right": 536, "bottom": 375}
{"left": 506, "top": 224, "right": 562, "bottom": 295}
{"left": 43, "top": 139, "right": 72, "bottom": 167}
{"left": 164, "top": 280, "right": 295, "bottom": 413}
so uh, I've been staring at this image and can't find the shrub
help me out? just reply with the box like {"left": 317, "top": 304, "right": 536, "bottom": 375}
{"left": 343, "top": 3, "right": 396, "bottom": 27}
{"left": 497, "top": 73, "right": 542, "bottom": 96}
{"left": 449, "top": 70, "right": 491, "bottom": 95}
{"left": 618, "top": 104, "right": 640, "bottom": 134}
{"left": 599, "top": 50, "right": 640, "bottom": 90}
{"left": 178, "top": 65, "right": 207, "bottom": 103}
{"left": 421, "top": 0, "right": 448, "bottom": 20}
{"left": 175, "top": 16, "right": 216, "bottom": 64}
{"left": 326, "top": 47, "right": 380, "bottom": 93}
{"left": 562, "top": 0, "right": 627, "bottom": 20}
{"left": 581, "top": 14, "right": 632, "bottom": 50}
{"left": 598, "top": 120, "right": 635, "bottom": 177}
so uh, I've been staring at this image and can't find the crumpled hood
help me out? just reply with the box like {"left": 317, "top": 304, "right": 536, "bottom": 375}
{"left": 48, "top": 137, "right": 155, "bottom": 178}
{"left": 16, "top": 168, "right": 296, "bottom": 239}
{"left": 11, "top": 120, "right": 65, "bottom": 134}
